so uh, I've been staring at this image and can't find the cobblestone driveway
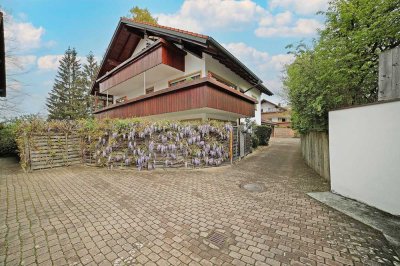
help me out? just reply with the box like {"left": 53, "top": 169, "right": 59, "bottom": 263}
{"left": 1, "top": 138, "right": 399, "bottom": 266}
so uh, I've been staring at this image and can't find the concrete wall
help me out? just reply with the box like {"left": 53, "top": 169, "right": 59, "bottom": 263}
{"left": 301, "top": 131, "right": 330, "bottom": 181}
{"left": 329, "top": 100, "right": 400, "bottom": 215}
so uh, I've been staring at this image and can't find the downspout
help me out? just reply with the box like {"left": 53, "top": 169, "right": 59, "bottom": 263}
{"left": 144, "top": 71, "right": 146, "bottom": 93}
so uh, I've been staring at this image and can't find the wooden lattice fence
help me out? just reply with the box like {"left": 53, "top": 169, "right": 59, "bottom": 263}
{"left": 17, "top": 119, "right": 238, "bottom": 171}
{"left": 22, "top": 133, "right": 81, "bottom": 170}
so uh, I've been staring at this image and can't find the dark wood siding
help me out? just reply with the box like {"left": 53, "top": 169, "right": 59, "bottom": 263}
{"left": 94, "top": 78, "right": 255, "bottom": 119}
{"left": 205, "top": 85, "right": 255, "bottom": 116}
{"left": 99, "top": 41, "right": 185, "bottom": 92}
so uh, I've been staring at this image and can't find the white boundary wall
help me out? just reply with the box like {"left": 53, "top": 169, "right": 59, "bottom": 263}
{"left": 329, "top": 100, "right": 400, "bottom": 215}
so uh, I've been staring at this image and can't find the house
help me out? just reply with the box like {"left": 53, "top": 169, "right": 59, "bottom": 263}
{"left": 0, "top": 12, "right": 6, "bottom": 97}
{"left": 261, "top": 100, "right": 291, "bottom": 124}
{"left": 91, "top": 18, "right": 272, "bottom": 125}
{"left": 261, "top": 100, "right": 294, "bottom": 137}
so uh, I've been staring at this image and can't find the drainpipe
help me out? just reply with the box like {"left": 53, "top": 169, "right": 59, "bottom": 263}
{"left": 144, "top": 71, "right": 146, "bottom": 93}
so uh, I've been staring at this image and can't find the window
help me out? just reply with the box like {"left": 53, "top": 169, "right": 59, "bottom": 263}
{"left": 145, "top": 86, "right": 154, "bottom": 94}
{"left": 208, "top": 71, "right": 237, "bottom": 89}
{"left": 169, "top": 71, "right": 201, "bottom": 87}
{"left": 282, "top": 118, "right": 286, "bottom": 122}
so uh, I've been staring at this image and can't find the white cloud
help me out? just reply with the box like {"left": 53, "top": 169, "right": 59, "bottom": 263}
{"left": 270, "top": 54, "right": 295, "bottom": 70}
{"left": 269, "top": 0, "right": 328, "bottom": 15}
{"left": 37, "top": 54, "right": 96, "bottom": 71}
{"left": 222, "top": 42, "right": 270, "bottom": 69}
{"left": 255, "top": 18, "right": 322, "bottom": 37}
{"left": 18, "top": 55, "right": 37, "bottom": 66}
{"left": 223, "top": 42, "right": 294, "bottom": 72}
{"left": 6, "top": 55, "right": 37, "bottom": 71}
{"left": 155, "top": 1, "right": 323, "bottom": 38}
{"left": 2, "top": 11, "right": 45, "bottom": 51}
{"left": 157, "top": 0, "right": 267, "bottom": 33}
{"left": 274, "top": 11, "right": 293, "bottom": 26}
{"left": 37, "top": 55, "right": 64, "bottom": 70}
{"left": 222, "top": 42, "right": 294, "bottom": 101}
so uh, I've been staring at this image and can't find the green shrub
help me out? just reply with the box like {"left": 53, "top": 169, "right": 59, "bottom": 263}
{"left": 0, "top": 114, "right": 42, "bottom": 157}
{"left": 252, "top": 135, "right": 259, "bottom": 149}
{"left": 0, "top": 122, "right": 17, "bottom": 155}
{"left": 254, "top": 125, "right": 272, "bottom": 146}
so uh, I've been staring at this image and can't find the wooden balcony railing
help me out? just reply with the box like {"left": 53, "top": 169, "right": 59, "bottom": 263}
{"left": 93, "top": 77, "right": 257, "bottom": 119}
{"left": 97, "top": 39, "right": 186, "bottom": 93}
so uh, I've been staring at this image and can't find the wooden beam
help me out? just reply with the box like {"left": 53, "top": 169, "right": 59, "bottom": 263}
{"left": 106, "top": 58, "right": 121, "bottom": 67}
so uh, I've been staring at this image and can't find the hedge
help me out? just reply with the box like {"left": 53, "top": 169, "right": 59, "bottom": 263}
{"left": 0, "top": 122, "right": 17, "bottom": 156}
{"left": 254, "top": 125, "right": 272, "bottom": 146}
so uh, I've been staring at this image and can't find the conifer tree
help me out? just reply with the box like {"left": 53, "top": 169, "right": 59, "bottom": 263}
{"left": 46, "top": 47, "right": 85, "bottom": 120}
{"left": 82, "top": 52, "right": 99, "bottom": 116}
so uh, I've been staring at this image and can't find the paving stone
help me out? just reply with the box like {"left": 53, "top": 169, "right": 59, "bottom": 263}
{"left": 0, "top": 139, "right": 397, "bottom": 265}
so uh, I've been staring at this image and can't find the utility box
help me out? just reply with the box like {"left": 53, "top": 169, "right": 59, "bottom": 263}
{"left": 378, "top": 46, "right": 400, "bottom": 101}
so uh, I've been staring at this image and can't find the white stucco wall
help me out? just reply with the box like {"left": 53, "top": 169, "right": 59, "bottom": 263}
{"left": 261, "top": 101, "right": 278, "bottom": 113}
{"left": 204, "top": 53, "right": 262, "bottom": 124}
{"left": 152, "top": 52, "right": 205, "bottom": 91}
{"left": 131, "top": 37, "right": 205, "bottom": 92}
{"left": 329, "top": 100, "right": 400, "bottom": 215}
{"left": 132, "top": 38, "right": 153, "bottom": 56}
{"left": 111, "top": 39, "right": 266, "bottom": 123}
{"left": 248, "top": 89, "right": 261, "bottom": 125}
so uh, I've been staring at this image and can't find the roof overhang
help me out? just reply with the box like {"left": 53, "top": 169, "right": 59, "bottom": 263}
{"left": 93, "top": 18, "right": 273, "bottom": 96}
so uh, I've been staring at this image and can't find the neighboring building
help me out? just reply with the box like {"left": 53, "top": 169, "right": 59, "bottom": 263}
{"left": 261, "top": 100, "right": 295, "bottom": 137}
{"left": 261, "top": 100, "right": 291, "bottom": 124}
{"left": 91, "top": 18, "right": 272, "bottom": 125}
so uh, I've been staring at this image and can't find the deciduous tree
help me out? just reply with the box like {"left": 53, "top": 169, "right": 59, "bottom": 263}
{"left": 284, "top": 0, "right": 400, "bottom": 133}
{"left": 129, "top": 6, "right": 158, "bottom": 24}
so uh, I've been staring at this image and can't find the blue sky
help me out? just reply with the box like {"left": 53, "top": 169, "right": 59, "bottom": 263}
{"left": 1, "top": 0, "right": 327, "bottom": 117}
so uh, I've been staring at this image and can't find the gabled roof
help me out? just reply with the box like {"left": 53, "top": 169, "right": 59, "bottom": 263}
{"left": 0, "top": 12, "right": 6, "bottom": 97}
{"left": 121, "top": 18, "right": 209, "bottom": 40}
{"left": 261, "top": 99, "right": 287, "bottom": 111}
{"left": 94, "top": 18, "right": 272, "bottom": 96}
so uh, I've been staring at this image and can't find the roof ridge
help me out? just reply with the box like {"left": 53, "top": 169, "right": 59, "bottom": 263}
{"left": 120, "top": 17, "right": 209, "bottom": 39}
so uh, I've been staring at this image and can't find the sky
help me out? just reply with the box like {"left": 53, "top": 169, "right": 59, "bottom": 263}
{"left": 1, "top": 0, "right": 328, "bottom": 117}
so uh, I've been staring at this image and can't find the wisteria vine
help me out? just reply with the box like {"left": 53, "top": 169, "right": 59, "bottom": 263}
{"left": 82, "top": 119, "right": 233, "bottom": 170}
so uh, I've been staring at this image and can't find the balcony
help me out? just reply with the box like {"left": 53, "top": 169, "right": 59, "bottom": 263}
{"left": 97, "top": 39, "right": 186, "bottom": 94}
{"left": 93, "top": 77, "right": 257, "bottom": 120}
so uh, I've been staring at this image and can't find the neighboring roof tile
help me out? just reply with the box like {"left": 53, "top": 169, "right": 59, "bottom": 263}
{"left": 120, "top": 17, "right": 209, "bottom": 40}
